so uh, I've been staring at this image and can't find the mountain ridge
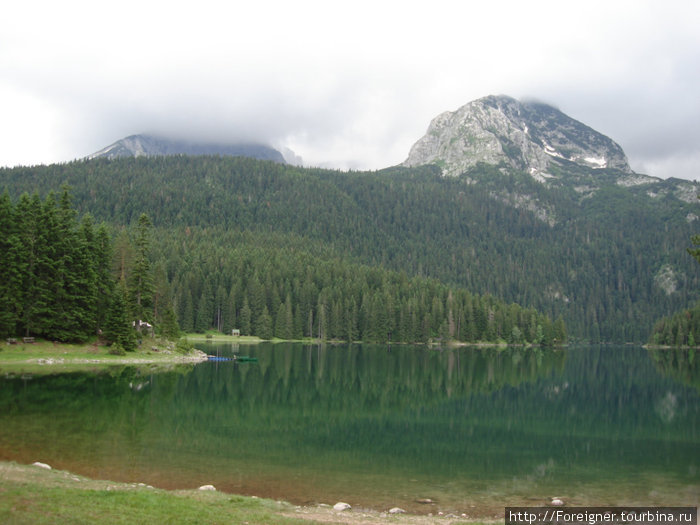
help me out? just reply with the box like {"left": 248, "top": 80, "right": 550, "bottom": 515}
{"left": 88, "top": 134, "right": 288, "bottom": 163}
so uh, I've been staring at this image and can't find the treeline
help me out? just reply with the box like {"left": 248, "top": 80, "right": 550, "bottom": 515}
{"left": 649, "top": 233, "right": 700, "bottom": 347}
{"left": 0, "top": 189, "right": 178, "bottom": 348}
{"left": 1, "top": 156, "right": 697, "bottom": 342}
{"left": 0, "top": 187, "right": 562, "bottom": 345}
{"left": 157, "top": 228, "right": 565, "bottom": 344}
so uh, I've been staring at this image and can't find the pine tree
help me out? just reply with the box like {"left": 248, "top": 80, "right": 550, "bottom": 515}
{"left": 158, "top": 302, "right": 181, "bottom": 339}
{"left": 239, "top": 297, "right": 252, "bottom": 335}
{"left": 129, "top": 213, "right": 154, "bottom": 323}
{"left": 20, "top": 192, "right": 57, "bottom": 338}
{"left": 194, "top": 281, "right": 214, "bottom": 333}
{"left": 180, "top": 290, "right": 194, "bottom": 332}
{"left": 255, "top": 305, "right": 273, "bottom": 340}
{"left": 103, "top": 280, "right": 137, "bottom": 351}
{"left": 94, "top": 223, "right": 114, "bottom": 333}
{"left": 0, "top": 192, "right": 20, "bottom": 336}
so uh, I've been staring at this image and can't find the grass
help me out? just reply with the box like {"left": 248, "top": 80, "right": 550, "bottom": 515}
{"left": 0, "top": 462, "right": 310, "bottom": 525}
{"left": 0, "top": 337, "right": 207, "bottom": 375}
{"left": 184, "top": 331, "right": 264, "bottom": 343}
{"left": 0, "top": 462, "right": 477, "bottom": 525}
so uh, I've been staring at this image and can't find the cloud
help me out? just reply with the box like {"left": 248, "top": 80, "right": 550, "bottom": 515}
{"left": 1, "top": 0, "right": 699, "bottom": 179}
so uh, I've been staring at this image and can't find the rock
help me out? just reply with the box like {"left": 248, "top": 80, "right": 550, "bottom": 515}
{"left": 402, "top": 95, "right": 631, "bottom": 179}
{"left": 32, "top": 462, "right": 51, "bottom": 470}
{"left": 416, "top": 498, "right": 434, "bottom": 504}
{"left": 333, "top": 502, "right": 352, "bottom": 511}
{"left": 198, "top": 484, "right": 216, "bottom": 491}
{"left": 389, "top": 507, "right": 406, "bottom": 514}
{"left": 550, "top": 497, "right": 565, "bottom": 506}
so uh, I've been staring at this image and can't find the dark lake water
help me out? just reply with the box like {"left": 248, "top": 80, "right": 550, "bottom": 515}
{"left": 0, "top": 343, "right": 698, "bottom": 516}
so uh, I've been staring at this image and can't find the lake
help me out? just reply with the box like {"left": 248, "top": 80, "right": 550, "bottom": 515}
{"left": 0, "top": 343, "right": 698, "bottom": 517}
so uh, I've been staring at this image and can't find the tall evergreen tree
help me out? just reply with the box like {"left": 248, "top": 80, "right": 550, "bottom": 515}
{"left": 129, "top": 213, "right": 154, "bottom": 323}
{"left": 0, "top": 192, "right": 20, "bottom": 336}
{"left": 103, "top": 279, "right": 137, "bottom": 351}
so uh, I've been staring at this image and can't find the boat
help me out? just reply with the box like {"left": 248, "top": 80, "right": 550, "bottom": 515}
{"left": 206, "top": 355, "right": 233, "bottom": 362}
{"left": 206, "top": 355, "right": 258, "bottom": 363}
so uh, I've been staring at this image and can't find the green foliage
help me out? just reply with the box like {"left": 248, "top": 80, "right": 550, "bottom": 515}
{"left": 0, "top": 190, "right": 179, "bottom": 344}
{"left": 649, "top": 302, "right": 700, "bottom": 347}
{"left": 4, "top": 155, "right": 694, "bottom": 342}
{"left": 108, "top": 342, "right": 127, "bottom": 356}
{"left": 128, "top": 213, "right": 154, "bottom": 323}
{"left": 103, "top": 280, "right": 137, "bottom": 351}
{"left": 175, "top": 338, "right": 194, "bottom": 354}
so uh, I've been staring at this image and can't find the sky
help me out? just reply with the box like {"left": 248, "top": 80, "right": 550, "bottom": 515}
{"left": 1, "top": 0, "right": 699, "bottom": 180}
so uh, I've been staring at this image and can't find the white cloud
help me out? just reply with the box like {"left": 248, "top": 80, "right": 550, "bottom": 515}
{"left": 1, "top": 0, "right": 699, "bottom": 178}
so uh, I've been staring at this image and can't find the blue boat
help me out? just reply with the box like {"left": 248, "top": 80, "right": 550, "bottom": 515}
{"left": 206, "top": 355, "right": 258, "bottom": 363}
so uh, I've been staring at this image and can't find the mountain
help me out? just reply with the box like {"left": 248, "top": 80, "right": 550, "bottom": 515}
{"left": 88, "top": 134, "right": 287, "bottom": 163}
{"left": 403, "top": 95, "right": 633, "bottom": 179}
{"left": 2, "top": 96, "right": 699, "bottom": 343}
{"left": 2, "top": 153, "right": 698, "bottom": 342}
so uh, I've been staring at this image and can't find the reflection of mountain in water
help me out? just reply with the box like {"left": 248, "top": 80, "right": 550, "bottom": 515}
{"left": 0, "top": 344, "right": 697, "bottom": 497}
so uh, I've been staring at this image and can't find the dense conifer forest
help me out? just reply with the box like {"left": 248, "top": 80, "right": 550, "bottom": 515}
{"left": 0, "top": 186, "right": 561, "bottom": 345}
{"left": 1, "top": 155, "right": 698, "bottom": 342}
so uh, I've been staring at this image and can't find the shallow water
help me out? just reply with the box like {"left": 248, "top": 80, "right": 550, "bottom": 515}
{"left": 0, "top": 344, "right": 698, "bottom": 516}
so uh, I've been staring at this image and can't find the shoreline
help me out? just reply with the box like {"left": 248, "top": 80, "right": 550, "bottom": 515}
{"left": 0, "top": 460, "right": 484, "bottom": 524}
{"left": 0, "top": 336, "right": 565, "bottom": 371}
{"left": 0, "top": 338, "right": 209, "bottom": 373}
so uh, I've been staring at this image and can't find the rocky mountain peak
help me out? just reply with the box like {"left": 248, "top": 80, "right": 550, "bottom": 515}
{"left": 403, "top": 95, "right": 632, "bottom": 178}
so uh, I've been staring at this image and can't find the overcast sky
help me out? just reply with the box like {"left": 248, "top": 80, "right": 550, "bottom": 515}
{"left": 2, "top": 0, "right": 699, "bottom": 180}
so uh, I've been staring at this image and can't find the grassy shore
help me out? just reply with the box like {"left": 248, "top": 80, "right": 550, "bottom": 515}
{"left": 0, "top": 461, "right": 477, "bottom": 525}
{"left": 0, "top": 337, "right": 207, "bottom": 374}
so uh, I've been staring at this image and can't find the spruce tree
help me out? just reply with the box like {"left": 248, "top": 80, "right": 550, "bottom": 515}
{"left": 239, "top": 297, "right": 252, "bottom": 335}
{"left": 94, "top": 223, "right": 114, "bottom": 332}
{"left": 0, "top": 192, "right": 20, "bottom": 336}
{"left": 129, "top": 213, "right": 154, "bottom": 323}
{"left": 255, "top": 305, "right": 273, "bottom": 340}
{"left": 103, "top": 280, "right": 137, "bottom": 351}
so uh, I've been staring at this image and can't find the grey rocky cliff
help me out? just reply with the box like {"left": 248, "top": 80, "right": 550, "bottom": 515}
{"left": 403, "top": 95, "right": 632, "bottom": 178}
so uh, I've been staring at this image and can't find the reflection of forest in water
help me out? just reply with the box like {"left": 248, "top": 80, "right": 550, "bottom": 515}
{"left": 0, "top": 344, "right": 698, "bottom": 495}
{"left": 648, "top": 347, "right": 700, "bottom": 394}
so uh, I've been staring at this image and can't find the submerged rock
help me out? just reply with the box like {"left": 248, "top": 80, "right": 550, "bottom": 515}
{"left": 333, "top": 502, "right": 352, "bottom": 511}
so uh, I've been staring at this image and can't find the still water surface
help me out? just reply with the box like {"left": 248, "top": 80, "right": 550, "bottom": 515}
{"left": 0, "top": 344, "right": 698, "bottom": 515}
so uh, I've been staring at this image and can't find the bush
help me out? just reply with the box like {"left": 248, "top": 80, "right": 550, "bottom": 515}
{"left": 175, "top": 338, "right": 193, "bottom": 354}
{"left": 109, "top": 343, "right": 126, "bottom": 356}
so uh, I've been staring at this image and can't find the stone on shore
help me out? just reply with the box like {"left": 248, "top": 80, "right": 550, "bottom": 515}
{"left": 198, "top": 484, "right": 216, "bottom": 491}
{"left": 32, "top": 462, "right": 52, "bottom": 470}
{"left": 333, "top": 502, "right": 352, "bottom": 511}
{"left": 389, "top": 507, "right": 406, "bottom": 514}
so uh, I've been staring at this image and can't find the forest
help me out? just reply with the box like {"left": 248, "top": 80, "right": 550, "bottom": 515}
{"left": 0, "top": 187, "right": 562, "bottom": 346}
{"left": 1, "top": 154, "right": 698, "bottom": 342}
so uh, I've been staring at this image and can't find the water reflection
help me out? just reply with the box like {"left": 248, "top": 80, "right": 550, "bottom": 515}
{"left": 0, "top": 344, "right": 697, "bottom": 512}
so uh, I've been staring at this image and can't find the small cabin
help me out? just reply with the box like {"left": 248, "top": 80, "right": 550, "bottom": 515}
{"left": 231, "top": 329, "right": 241, "bottom": 337}
{"left": 133, "top": 320, "right": 154, "bottom": 335}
